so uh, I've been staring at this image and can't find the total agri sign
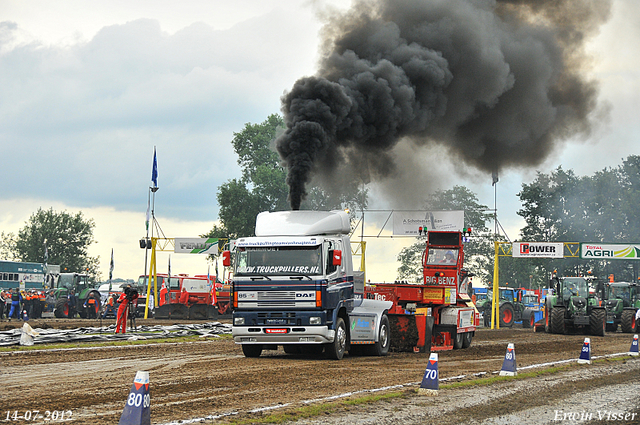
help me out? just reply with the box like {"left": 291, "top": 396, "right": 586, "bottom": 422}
{"left": 580, "top": 243, "right": 640, "bottom": 260}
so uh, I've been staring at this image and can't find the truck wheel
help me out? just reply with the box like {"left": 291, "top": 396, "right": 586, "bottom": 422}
{"left": 325, "top": 317, "right": 347, "bottom": 360}
{"left": 590, "top": 309, "right": 606, "bottom": 336}
{"left": 241, "top": 344, "right": 263, "bottom": 358}
{"left": 500, "top": 304, "right": 515, "bottom": 328}
{"left": 462, "top": 332, "right": 473, "bottom": 348}
{"left": 368, "top": 315, "right": 390, "bottom": 356}
{"left": 54, "top": 298, "right": 69, "bottom": 318}
{"left": 621, "top": 310, "right": 637, "bottom": 333}
{"left": 453, "top": 331, "right": 464, "bottom": 349}
{"left": 550, "top": 307, "right": 566, "bottom": 334}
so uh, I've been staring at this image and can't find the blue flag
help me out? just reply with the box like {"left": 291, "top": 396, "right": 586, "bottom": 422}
{"left": 151, "top": 147, "right": 158, "bottom": 189}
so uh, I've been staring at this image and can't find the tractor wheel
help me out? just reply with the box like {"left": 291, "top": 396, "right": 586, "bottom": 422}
{"left": 590, "top": 309, "right": 606, "bottom": 336}
{"left": 621, "top": 310, "right": 637, "bottom": 333}
{"left": 550, "top": 307, "right": 566, "bottom": 334}
{"left": 522, "top": 309, "right": 533, "bottom": 329}
{"left": 462, "top": 332, "right": 473, "bottom": 348}
{"left": 453, "top": 331, "right": 464, "bottom": 349}
{"left": 500, "top": 304, "right": 515, "bottom": 328}
{"left": 545, "top": 304, "right": 551, "bottom": 333}
{"left": 325, "top": 317, "right": 347, "bottom": 360}
{"left": 54, "top": 298, "right": 69, "bottom": 318}
{"left": 367, "top": 315, "right": 390, "bottom": 356}
{"left": 241, "top": 344, "right": 263, "bottom": 358}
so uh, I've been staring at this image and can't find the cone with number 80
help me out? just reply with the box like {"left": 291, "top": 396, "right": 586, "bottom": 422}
{"left": 119, "top": 371, "right": 151, "bottom": 425}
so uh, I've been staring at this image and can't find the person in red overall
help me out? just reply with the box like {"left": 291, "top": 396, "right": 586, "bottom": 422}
{"left": 159, "top": 283, "right": 168, "bottom": 307}
{"left": 179, "top": 287, "right": 189, "bottom": 305}
{"left": 115, "top": 286, "right": 138, "bottom": 334}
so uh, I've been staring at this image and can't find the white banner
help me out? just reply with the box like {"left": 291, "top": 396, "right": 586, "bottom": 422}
{"left": 174, "top": 238, "right": 220, "bottom": 254}
{"left": 581, "top": 243, "right": 640, "bottom": 260}
{"left": 512, "top": 242, "right": 564, "bottom": 258}
{"left": 392, "top": 211, "right": 464, "bottom": 236}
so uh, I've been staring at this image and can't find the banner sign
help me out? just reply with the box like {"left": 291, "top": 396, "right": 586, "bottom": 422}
{"left": 392, "top": 211, "right": 464, "bottom": 236}
{"left": 174, "top": 238, "right": 220, "bottom": 254}
{"left": 512, "top": 242, "right": 564, "bottom": 258}
{"left": 580, "top": 243, "right": 640, "bottom": 260}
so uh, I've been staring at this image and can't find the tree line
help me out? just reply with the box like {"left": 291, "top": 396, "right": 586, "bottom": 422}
{"left": 2, "top": 112, "right": 638, "bottom": 288}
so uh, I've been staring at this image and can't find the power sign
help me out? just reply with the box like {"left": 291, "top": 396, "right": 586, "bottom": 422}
{"left": 512, "top": 242, "right": 564, "bottom": 258}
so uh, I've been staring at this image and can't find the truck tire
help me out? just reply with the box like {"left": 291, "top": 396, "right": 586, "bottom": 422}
{"left": 241, "top": 344, "right": 263, "bottom": 358}
{"left": 550, "top": 307, "right": 566, "bottom": 334}
{"left": 368, "top": 315, "right": 390, "bottom": 356}
{"left": 500, "top": 304, "right": 515, "bottom": 328}
{"left": 621, "top": 310, "right": 637, "bottom": 333}
{"left": 325, "top": 317, "right": 347, "bottom": 360}
{"left": 590, "top": 309, "right": 606, "bottom": 336}
{"left": 462, "top": 332, "right": 473, "bottom": 348}
{"left": 453, "top": 331, "right": 464, "bottom": 349}
{"left": 54, "top": 298, "right": 69, "bottom": 318}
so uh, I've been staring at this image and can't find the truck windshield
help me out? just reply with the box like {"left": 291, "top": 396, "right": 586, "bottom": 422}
{"left": 235, "top": 246, "right": 323, "bottom": 276}
{"left": 426, "top": 248, "right": 458, "bottom": 265}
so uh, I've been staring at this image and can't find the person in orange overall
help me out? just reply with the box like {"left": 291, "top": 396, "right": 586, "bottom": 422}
{"left": 115, "top": 286, "right": 138, "bottom": 333}
{"left": 179, "top": 287, "right": 189, "bottom": 305}
{"left": 159, "top": 283, "right": 168, "bottom": 307}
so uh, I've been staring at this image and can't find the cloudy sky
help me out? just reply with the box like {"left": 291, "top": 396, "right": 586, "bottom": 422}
{"left": 1, "top": 0, "right": 638, "bottom": 283}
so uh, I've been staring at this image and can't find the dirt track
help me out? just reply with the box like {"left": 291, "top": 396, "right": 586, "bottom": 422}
{"left": 1, "top": 320, "right": 639, "bottom": 424}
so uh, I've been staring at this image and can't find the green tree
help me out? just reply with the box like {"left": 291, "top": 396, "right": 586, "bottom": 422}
{"left": 7, "top": 208, "right": 101, "bottom": 281}
{"left": 205, "top": 114, "right": 368, "bottom": 239}
{"left": 397, "top": 186, "right": 493, "bottom": 283}
{"left": 517, "top": 157, "right": 640, "bottom": 282}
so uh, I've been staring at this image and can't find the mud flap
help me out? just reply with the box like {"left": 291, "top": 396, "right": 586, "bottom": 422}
{"left": 388, "top": 314, "right": 434, "bottom": 353}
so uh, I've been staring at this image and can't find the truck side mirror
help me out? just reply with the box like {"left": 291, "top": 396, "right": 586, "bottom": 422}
{"left": 222, "top": 251, "right": 231, "bottom": 267}
{"left": 332, "top": 250, "right": 342, "bottom": 266}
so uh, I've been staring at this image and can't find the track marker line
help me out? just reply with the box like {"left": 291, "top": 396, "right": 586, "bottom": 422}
{"left": 155, "top": 351, "right": 638, "bottom": 425}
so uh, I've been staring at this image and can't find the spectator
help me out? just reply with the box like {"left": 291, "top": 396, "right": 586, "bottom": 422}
{"left": 9, "top": 288, "right": 22, "bottom": 320}
{"left": 0, "top": 290, "right": 6, "bottom": 320}
{"left": 45, "top": 290, "right": 56, "bottom": 313}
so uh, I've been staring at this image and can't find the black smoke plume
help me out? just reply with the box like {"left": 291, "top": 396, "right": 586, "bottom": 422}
{"left": 276, "top": 0, "right": 611, "bottom": 210}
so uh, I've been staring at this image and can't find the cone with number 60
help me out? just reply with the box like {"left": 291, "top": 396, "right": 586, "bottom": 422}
{"left": 119, "top": 371, "right": 151, "bottom": 425}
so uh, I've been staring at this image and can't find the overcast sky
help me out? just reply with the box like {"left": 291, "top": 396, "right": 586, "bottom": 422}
{"left": 1, "top": 0, "right": 638, "bottom": 283}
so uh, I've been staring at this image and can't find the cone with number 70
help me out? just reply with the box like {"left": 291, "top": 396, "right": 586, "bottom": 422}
{"left": 418, "top": 353, "right": 439, "bottom": 395}
{"left": 119, "top": 371, "right": 151, "bottom": 425}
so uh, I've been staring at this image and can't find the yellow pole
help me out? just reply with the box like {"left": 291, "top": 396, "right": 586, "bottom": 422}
{"left": 492, "top": 241, "right": 500, "bottom": 329}
{"left": 144, "top": 239, "right": 157, "bottom": 319}
{"left": 361, "top": 241, "right": 366, "bottom": 282}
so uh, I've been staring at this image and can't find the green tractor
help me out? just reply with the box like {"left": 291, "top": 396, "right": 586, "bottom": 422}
{"left": 477, "top": 287, "right": 535, "bottom": 328}
{"left": 53, "top": 273, "right": 102, "bottom": 318}
{"left": 545, "top": 275, "right": 606, "bottom": 336}
{"left": 604, "top": 282, "right": 639, "bottom": 333}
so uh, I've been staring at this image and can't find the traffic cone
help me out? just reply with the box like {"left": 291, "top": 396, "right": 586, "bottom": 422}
{"left": 418, "top": 353, "right": 439, "bottom": 395}
{"left": 118, "top": 371, "right": 150, "bottom": 425}
{"left": 578, "top": 338, "right": 591, "bottom": 364}
{"left": 629, "top": 335, "right": 639, "bottom": 357}
{"left": 499, "top": 343, "right": 517, "bottom": 376}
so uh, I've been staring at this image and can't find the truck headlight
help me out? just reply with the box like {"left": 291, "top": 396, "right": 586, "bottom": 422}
{"left": 234, "top": 317, "right": 245, "bottom": 325}
{"left": 309, "top": 316, "right": 321, "bottom": 325}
